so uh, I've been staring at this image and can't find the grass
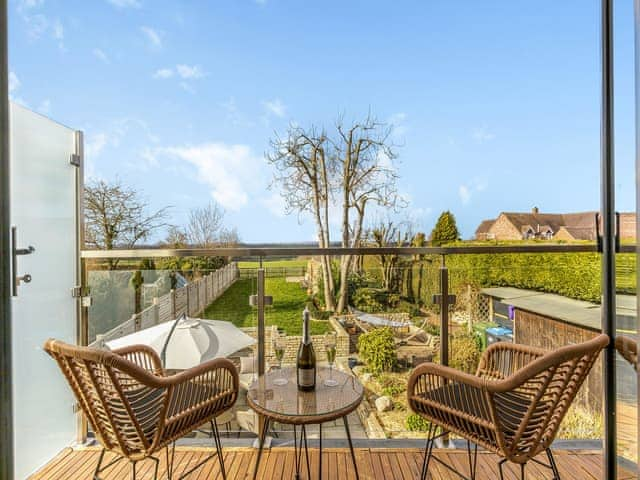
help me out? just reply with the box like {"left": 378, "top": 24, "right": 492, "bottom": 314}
{"left": 202, "top": 277, "right": 329, "bottom": 336}
{"left": 237, "top": 258, "right": 309, "bottom": 269}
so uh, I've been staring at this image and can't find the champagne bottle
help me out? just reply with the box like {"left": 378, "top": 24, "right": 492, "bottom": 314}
{"left": 296, "top": 307, "right": 316, "bottom": 391}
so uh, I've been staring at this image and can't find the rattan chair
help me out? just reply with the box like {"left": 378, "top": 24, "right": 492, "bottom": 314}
{"left": 408, "top": 334, "right": 608, "bottom": 480}
{"left": 43, "top": 339, "right": 239, "bottom": 480}
{"left": 615, "top": 335, "right": 637, "bottom": 371}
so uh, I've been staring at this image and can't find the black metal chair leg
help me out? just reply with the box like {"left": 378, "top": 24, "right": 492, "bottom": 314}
{"left": 498, "top": 458, "right": 507, "bottom": 480}
{"left": 302, "top": 425, "right": 311, "bottom": 480}
{"left": 466, "top": 440, "right": 478, "bottom": 480}
{"left": 93, "top": 449, "right": 106, "bottom": 480}
{"left": 151, "top": 456, "right": 159, "bottom": 480}
{"left": 342, "top": 416, "right": 360, "bottom": 480}
{"left": 520, "top": 463, "right": 525, "bottom": 480}
{"left": 546, "top": 448, "right": 561, "bottom": 480}
{"left": 131, "top": 461, "right": 137, "bottom": 480}
{"left": 212, "top": 418, "right": 227, "bottom": 480}
{"left": 166, "top": 442, "right": 176, "bottom": 480}
{"left": 252, "top": 417, "right": 270, "bottom": 480}
{"left": 421, "top": 423, "right": 435, "bottom": 480}
{"left": 319, "top": 423, "right": 323, "bottom": 480}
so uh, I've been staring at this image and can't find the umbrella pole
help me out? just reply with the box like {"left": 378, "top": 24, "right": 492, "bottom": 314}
{"left": 160, "top": 313, "right": 184, "bottom": 368}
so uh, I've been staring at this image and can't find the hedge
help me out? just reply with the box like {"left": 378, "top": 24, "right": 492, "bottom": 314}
{"left": 402, "top": 252, "right": 635, "bottom": 305}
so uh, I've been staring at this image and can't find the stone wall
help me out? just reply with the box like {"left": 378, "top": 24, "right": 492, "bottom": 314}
{"left": 240, "top": 316, "right": 350, "bottom": 366}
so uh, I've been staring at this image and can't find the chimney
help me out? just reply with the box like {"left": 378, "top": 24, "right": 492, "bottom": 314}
{"left": 532, "top": 206, "right": 539, "bottom": 214}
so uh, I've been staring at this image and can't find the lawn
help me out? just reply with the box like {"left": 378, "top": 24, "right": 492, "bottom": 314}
{"left": 237, "top": 258, "right": 309, "bottom": 269}
{"left": 202, "top": 277, "right": 330, "bottom": 336}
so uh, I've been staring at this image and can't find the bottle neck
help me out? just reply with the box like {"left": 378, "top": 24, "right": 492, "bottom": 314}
{"left": 302, "top": 309, "right": 311, "bottom": 345}
{"left": 302, "top": 317, "right": 310, "bottom": 345}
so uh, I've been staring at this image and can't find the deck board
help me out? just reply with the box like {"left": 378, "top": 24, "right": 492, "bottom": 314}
{"left": 29, "top": 447, "right": 636, "bottom": 479}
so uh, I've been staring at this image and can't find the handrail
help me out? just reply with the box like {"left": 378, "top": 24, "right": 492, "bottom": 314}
{"left": 80, "top": 243, "right": 635, "bottom": 259}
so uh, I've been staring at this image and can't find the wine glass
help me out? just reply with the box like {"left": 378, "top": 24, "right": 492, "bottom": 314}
{"left": 324, "top": 332, "right": 338, "bottom": 387}
{"left": 272, "top": 336, "right": 288, "bottom": 386}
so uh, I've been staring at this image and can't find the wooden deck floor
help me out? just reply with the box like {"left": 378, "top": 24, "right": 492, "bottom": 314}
{"left": 30, "top": 447, "right": 636, "bottom": 480}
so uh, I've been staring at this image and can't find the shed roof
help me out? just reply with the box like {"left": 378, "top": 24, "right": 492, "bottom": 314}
{"left": 481, "top": 287, "right": 636, "bottom": 332}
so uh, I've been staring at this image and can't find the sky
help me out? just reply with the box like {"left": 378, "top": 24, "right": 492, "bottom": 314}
{"left": 7, "top": 0, "right": 638, "bottom": 243}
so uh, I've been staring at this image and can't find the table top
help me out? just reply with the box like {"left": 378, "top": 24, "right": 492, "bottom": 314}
{"left": 247, "top": 367, "right": 364, "bottom": 425}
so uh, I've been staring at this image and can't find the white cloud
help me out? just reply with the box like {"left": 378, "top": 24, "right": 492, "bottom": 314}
{"left": 176, "top": 64, "right": 204, "bottom": 79}
{"left": 221, "top": 97, "right": 255, "bottom": 127}
{"left": 472, "top": 126, "right": 496, "bottom": 142}
{"left": 86, "top": 133, "right": 108, "bottom": 159}
{"left": 52, "top": 18, "right": 64, "bottom": 50}
{"left": 458, "top": 185, "right": 471, "bottom": 205}
{"left": 153, "top": 68, "right": 174, "bottom": 79}
{"left": 107, "top": 0, "right": 141, "bottom": 8}
{"left": 37, "top": 99, "right": 51, "bottom": 115}
{"left": 262, "top": 98, "right": 286, "bottom": 118}
{"left": 24, "top": 13, "right": 48, "bottom": 39}
{"left": 179, "top": 82, "right": 195, "bottom": 94}
{"left": 459, "top": 178, "right": 488, "bottom": 205}
{"left": 388, "top": 112, "right": 408, "bottom": 138}
{"left": 140, "top": 26, "right": 162, "bottom": 49}
{"left": 151, "top": 143, "right": 263, "bottom": 210}
{"left": 93, "top": 48, "right": 109, "bottom": 64}
{"left": 261, "top": 192, "right": 287, "bottom": 218}
{"left": 9, "top": 72, "right": 20, "bottom": 93}
{"left": 18, "top": 0, "right": 44, "bottom": 10}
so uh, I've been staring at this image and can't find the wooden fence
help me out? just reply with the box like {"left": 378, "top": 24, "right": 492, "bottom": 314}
{"left": 91, "top": 262, "right": 239, "bottom": 346}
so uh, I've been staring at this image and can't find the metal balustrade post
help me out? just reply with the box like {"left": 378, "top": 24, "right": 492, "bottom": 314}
{"left": 440, "top": 258, "right": 449, "bottom": 367}
{"left": 257, "top": 265, "right": 266, "bottom": 376}
{"left": 600, "top": 0, "right": 617, "bottom": 478}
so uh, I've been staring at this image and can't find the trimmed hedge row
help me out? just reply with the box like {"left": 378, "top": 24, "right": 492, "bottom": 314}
{"left": 404, "top": 252, "right": 635, "bottom": 305}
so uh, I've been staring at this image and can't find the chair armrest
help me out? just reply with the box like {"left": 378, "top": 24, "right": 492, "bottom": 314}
{"left": 615, "top": 336, "right": 637, "bottom": 371}
{"left": 162, "top": 358, "right": 239, "bottom": 421}
{"left": 476, "top": 342, "right": 546, "bottom": 381}
{"left": 111, "top": 344, "right": 164, "bottom": 376}
{"left": 408, "top": 362, "right": 491, "bottom": 398}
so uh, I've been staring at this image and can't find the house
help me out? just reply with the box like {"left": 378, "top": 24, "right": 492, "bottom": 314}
{"left": 475, "top": 207, "right": 636, "bottom": 241}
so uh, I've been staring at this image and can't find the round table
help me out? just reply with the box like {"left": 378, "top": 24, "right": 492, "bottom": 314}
{"left": 247, "top": 367, "right": 364, "bottom": 480}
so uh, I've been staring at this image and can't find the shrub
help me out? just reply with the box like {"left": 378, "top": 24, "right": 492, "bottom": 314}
{"left": 352, "top": 288, "right": 387, "bottom": 312}
{"left": 305, "top": 300, "right": 333, "bottom": 320}
{"left": 422, "top": 322, "right": 440, "bottom": 336}
{"left": 436, "top": 333, "right": 481, "bottom": 374}
{"left": 406, "top": 414, "right": 430, "bottom": 432}
{"left": 377, "top": 374, "right": 406, "bottom": 397}
{"left": 557, "top": 405, "right": 603, "bottom": 439}
{"left": 358, "top": 327, "right": 397, "bottom": 373}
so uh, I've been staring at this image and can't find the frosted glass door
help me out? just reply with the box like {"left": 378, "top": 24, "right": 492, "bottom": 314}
{"left": 9, "top": 102, "right": 79, "bottom": 480}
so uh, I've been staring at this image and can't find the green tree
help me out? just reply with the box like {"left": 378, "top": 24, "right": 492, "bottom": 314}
{"left": 430, "top": 211, "right": 460, "bottom": 245}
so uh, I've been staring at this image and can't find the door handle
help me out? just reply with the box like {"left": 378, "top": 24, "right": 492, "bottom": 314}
{"left": 11, "top": 226, "right": 35, "bottom": 297}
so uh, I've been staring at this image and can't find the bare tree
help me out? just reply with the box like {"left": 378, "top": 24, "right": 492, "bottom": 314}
{"left": 368, "top": 217, "right": 413, "bottom": 291}
{"left": 165, "top": 225, "right": 188, "bottom": 247}
{"left": 267, "top": 125, "right": 336, "bottom": 311}
{"left": 84, "top": 179, "right": 170, "bottom": 268}
{"left": 268, "top": 114, "right": 404, "bottom": 312}
{"left": 186, "top": 202, "right": 225, "bottom": 247}
{"left": 334, "top": 114, "right": 404, "bottom": 312}
{"left": 218, "top": 226, "right": 240, "bottom": 247}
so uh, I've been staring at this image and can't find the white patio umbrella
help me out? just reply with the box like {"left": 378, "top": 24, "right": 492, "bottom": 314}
{"left": 106, "top": 316, "right": 256, "bottom": 370}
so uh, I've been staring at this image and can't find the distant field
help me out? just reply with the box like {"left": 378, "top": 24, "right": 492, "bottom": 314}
{"left": 203, "top": 277, "right": 329, "bottom": 336}
{"left": 237, "top": 258, "right": 309, "bottom": 269}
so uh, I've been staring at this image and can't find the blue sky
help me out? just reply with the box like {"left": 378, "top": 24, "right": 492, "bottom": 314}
{"left": 8, "top": 0, "right": 637, "bottom": 242}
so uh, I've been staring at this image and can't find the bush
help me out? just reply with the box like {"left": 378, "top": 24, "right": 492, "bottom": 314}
{"left": 557, "top": 405, "right": 603, "bottom": 439}
{"left": 405, "top": 414, "right": 430, "bottom": 432}
{"left": 305, "top": 300, "right": 333, "bottom": 320}
{"left": 436, "top": 333, "right": 481, "bottom": 374}
{"left": 377, "top": 374, "right": 406, "bottom": 397}
{"left": 358, "top": 327, "right": 397, "bottom": 373}
{"left": 352, "top": 288, "right": 387, "bottom": 312}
